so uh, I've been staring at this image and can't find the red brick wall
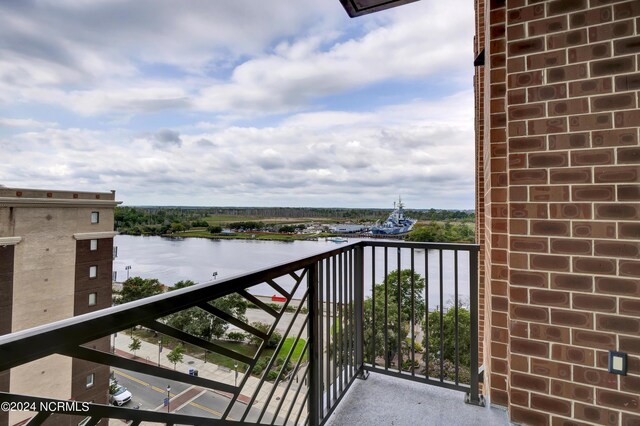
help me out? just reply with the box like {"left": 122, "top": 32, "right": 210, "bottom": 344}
{"left": 477, "top": 0, "right": 640, "bottom": 424}
{"left": 474, "top": 0, "right": 487, "bottom": 390}
{"left": 480, "top": 0, "right": 512, "bottom": 407}
{"left": 71, "top": 238, "right": 113, "bottom": 423}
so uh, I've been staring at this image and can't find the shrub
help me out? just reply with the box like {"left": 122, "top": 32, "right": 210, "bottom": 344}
{"left": 423, "top": 358, "right": 471, "bottom": 384}
{"left": 401, "top": 359, "right": 419, "bottom": 371}
{"left": 252, "top": 357, "right": 268, "bottom": 375}
{"left": 248, "top": 322, "right": 282, "bottom": 348}
{"left": 227, "top": 331, "right": 247, "bottom": 342}
{"left": 266, "top": 370, "right": 278, "bottom": 381}
{"left": 208, "top": 225, "right": 222, "bottom": 234}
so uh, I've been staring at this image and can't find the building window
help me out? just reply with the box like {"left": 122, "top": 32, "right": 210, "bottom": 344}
{"left": 90, "top": 239, "right": 98, "bottom": 251}
{"left": 89, "top": 266, "right": 97, "bottom": 278}
{"left": 90, "top": 212, "right": 99, "bottom": 224}
{"left": 88, "top": 293, "right": 97, "bottom": 306}
{"left": 86, "top": 373, "right": 94, "bottom": 388}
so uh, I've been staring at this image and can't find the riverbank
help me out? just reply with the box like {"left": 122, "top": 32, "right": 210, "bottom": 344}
{"left": 165, "top": 229, "right": 335, "bottom": 242}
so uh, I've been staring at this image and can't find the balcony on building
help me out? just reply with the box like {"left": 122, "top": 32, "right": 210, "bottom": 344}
{"left": 0, "top": 240, "right": 506, "bottom": 426}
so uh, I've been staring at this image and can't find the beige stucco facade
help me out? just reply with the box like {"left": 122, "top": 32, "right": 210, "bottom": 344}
{"left": 0, "top": 188, "right": 119, "bottom": 426}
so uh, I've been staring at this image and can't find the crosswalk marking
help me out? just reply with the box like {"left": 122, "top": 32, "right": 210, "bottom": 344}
{"left": 112, "top": 370, "right": 232, "bottom": 419}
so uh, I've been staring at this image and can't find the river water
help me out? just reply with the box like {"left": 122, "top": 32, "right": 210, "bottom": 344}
{"left": 113, "top": 235, "right": 471, "bottom": 309}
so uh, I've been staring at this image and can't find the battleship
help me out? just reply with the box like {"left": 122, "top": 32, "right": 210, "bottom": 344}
{"left": 371, "top": 198, "right": 417, "bottom": 235}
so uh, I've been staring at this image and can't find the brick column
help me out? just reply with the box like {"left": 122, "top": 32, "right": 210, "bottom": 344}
{"left": 474, "top": 0, "right": 487, "bottom": 391}
{"left": 498, "top": 0, "right": 640, "bottom": 424}
{"left": 481, "top": 0, "right": 512, "bottom": 407}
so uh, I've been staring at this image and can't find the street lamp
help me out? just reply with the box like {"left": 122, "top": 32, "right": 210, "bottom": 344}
{"left": 125, "top": 265, "right": 131, "bottom": 280}
{"left": 234, "top": 362, "right": 238, "bottom": 387}
{"left": 212, "top": 271, "right": 218, "bottom": 280}
{"left": 166, "top": 385, "right": 171, "bottom": 413}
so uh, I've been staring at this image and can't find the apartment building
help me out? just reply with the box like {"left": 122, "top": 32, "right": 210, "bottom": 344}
{"left": 0, "top": 187, "right": 119, "bottom": 425}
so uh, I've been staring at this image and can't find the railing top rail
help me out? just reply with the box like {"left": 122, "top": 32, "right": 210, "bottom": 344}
{"left": 361, "top": 240, "right": 479, "bottom": 252}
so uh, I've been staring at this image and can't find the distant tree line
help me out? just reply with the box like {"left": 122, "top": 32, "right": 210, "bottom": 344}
{"left": 115, "top": 207, "right": 211, "bottom": 235}
{"left": 115, "top": 206, "right": 474, "bottom": 235}
{"left": 405, "top": 222, "right": 475, "bottom": 243}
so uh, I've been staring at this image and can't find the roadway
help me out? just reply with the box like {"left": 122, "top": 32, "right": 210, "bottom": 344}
{"left": 112, "top": 369, "right": 282, "bottom": 422}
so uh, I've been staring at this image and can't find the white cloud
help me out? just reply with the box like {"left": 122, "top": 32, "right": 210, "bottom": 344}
{"left": 194, "top": 2, "right": 473, "bottom": 114}
{"left": 2, "top": 89, "right": 474, "bottom": 208}
{"left": 0, "top": 118, "right": 57, "bottom": 128}
{"left": 0, "top": 1, "right": 473, "bottom": 117}
{"left": 1, "top": 0, "right": 477, "bottom": 209}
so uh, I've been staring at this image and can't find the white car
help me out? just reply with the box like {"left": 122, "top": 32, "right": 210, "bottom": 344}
{"left": 109, "top": 384, "right": 132, "bottom": 406}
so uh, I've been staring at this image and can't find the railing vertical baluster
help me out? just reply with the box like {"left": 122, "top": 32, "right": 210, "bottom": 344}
{"left": 338, "top": 252, "right": 343, "bottom": 394}
{"left": 466, "top": 248, "right": 483, "bottom": 405}
{"left": 345, "top": 249, "right": 350, "bottom": 377}
{"left": 354, "top": 245, "right": 365, "bottom": 378}
{"left": 348, "top": 248, "right": 354, "bottom": 377}
{"left": 454, "top": 250, "right": 459, "bottom": 385}
{"left": 308, "top": 261, "right": 320, "bottom": 426}
{"left": 318, "top": 259, "right": 324, "bottom": 419}
{"left": 410, "top": 248, "right": 415, "bottom": 377}
{"left": 397, "top": 247, "right": 402, "bottom": 373}
{"left": 384, "top": 247, "right": 388, "bottom": 371}
{"left": 342, "top": 251, "right": 348, "bottom": 385}
{"left": 371, "top": 246, "right": 376, "bottom": 367}
{"left": 439, "top": 250, "right": 444, "bottom": 383}
{"left": 343, "top": 251, "right": 353, "bottom": 378}
{"left": 332, "top": 255, "right": 337, "bottom": 403}
{"left": 425, "top": 248, "right": 429, "bottom": 379}
{"left": 325, "top": 257, "right": 331, "bottom": 410}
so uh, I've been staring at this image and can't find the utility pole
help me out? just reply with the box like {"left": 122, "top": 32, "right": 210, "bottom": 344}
{"left": 166, "top": 385, "right": 171, "bottom": 413}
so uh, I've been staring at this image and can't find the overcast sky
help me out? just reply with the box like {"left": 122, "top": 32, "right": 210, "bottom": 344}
{"left": 0, "top": 0, "right": 475, "bottom": 209}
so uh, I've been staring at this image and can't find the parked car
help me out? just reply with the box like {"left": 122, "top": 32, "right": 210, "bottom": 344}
{"left": 109, "top": 382, "right": 132, "bottom": 406}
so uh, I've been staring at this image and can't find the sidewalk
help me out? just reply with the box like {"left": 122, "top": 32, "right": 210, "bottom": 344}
{"left": 113, "top": 331, "right": 308, "bottom": 418}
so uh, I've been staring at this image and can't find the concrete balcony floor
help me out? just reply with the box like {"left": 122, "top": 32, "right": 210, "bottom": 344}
{"left": 325, "top": 373, "right": 508, "bottom": 426}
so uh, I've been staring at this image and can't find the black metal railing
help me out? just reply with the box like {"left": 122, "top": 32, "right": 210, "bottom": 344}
{"left": 0, "top": 241, "right": 481, "bottom": 426}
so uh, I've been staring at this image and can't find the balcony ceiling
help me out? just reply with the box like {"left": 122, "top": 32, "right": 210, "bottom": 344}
{"left": 339, "top": 0, "right": 421, "bottom": 17}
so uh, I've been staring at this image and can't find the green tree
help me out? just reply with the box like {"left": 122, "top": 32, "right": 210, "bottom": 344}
{"left": 117, "top": 277, "right": 163, "bottom": 304}
{"left": 423, "top": 305, "right": 471, "bottom": 367}
{"left": 406, "top": 222, "right": 475, "bottom": 243}
{"left": 128, "top": 337, "right": 142, "bottom": 358}
{"left": 166, "top": 344, "right": 185, "bottom": 370}
{"left": 363, "top": 269, "right": 425, "bottom": 366}
{"left": 165, "top": 281, "right": 248, "bottom": 341}
{"left": 208, "top": 225, "right": 222, "bottom": 234}
{"left": 406, "top": 223, "right": 448, "bottom": 242}
{"left": 248, "top": 321, "right": 282, "bottom": 348}
{"left": 170, "top": 222, "right": 186, "bottom": 233}
{"left": 278, "top": 225, "right": 297, "bottom": 233}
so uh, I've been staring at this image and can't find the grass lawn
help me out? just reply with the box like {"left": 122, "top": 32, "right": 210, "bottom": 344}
{"left": 278, "top": 336, "right": 307, "bottom": 363}
{"left": 168, "top": 229, "right": 323, "bottom": 242}
{"left": 131, "top": 328, "right": 272, "bottom": 373}
{"left": 131, "top": 328, "right": 306, "bottom": 374}
{"left": 202, "top": 215, "right": 323, "bottom": 226}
